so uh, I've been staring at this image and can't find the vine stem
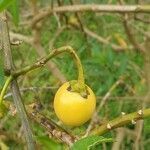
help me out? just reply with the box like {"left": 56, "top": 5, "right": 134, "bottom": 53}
{"left": 90, "top": 108, "right": 150, "bottom": 136}
{"left": 0, "top": 76, "right": 13, "bottom": 105}
{"left": 12, "top": 46, "right": 85, "bottom": 91}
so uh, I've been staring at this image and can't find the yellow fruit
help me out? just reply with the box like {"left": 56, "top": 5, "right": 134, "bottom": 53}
{"left": 54, "top": 81, "right": 96, "bottom": 126}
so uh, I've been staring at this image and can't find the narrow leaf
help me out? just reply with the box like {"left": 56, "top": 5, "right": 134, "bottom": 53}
{"left": 71, "top": 135, "right": 113, "bottom": 150}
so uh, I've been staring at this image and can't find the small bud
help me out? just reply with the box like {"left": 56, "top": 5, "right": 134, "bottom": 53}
{"left": 131, "top": 119, "right": 136, "bottom": 125}
{"left": 138, "top": 110, "right": 143, "bottom": 115}
{"left": 107, "top": 123, "right": 111, "bottom": 129}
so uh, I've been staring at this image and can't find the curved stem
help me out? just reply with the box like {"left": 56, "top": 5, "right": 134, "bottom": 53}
{"left": 12, "top": 46, "right": 85, "bottom": 91}
{"left": 67, "top": 47, "right": 85, "bottom": 90}
{"left": 0, "top": 75, "right": 13, "bottom": 105}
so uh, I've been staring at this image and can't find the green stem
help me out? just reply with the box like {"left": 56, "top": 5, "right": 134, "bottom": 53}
{"left": 0, "top": 76, "right": 13, "bottom": 105}
{"left": 12, "top": 46, "right": 85, "bottom": 92}
{"left": 90, "top": 108, "right": 150, "bottom": 136}
{"left": 67, "top": 47, "right": 85, "bottom": 91}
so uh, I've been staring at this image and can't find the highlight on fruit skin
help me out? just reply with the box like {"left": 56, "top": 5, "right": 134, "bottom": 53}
{"left": 54, "top": 81, "right": 96, "bottom": 126}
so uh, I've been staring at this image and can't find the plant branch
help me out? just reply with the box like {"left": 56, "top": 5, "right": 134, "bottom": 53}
{"left": 0, "top": 13, "right": 14, "bottom": 75}
{"left": 91, "top": 108, "right": 150, "bottom": 136}
{"left": 4, "top": 86, "right": 57, "bottom": 99}
{"left": 0, "top": 12, "right": 35, "bottom": 150}
{"left": 119, "top": 1, "right": 145, "bottom": 52}
{"left": 31, "top": 4, "right": 150, "bottom": 27}
{"left": 26, "top": 103, "right": 77, "bottom": 146}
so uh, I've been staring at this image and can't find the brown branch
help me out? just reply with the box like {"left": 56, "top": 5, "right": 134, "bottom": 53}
{"left": 0, "top": 12, "right": 35, "bottom": 150}
{"left": 111, "top": 128, "right": 125, "bottom": 150}
{"left": 68, "top": 0, "right": 88, "bottom": 39}
{"left": 26, "top": 103, "right": 77, "bottom": 146}
{"left": 56, "top": 0, "right": 68, "bottom": 25}
{"left": 31, "top": 4, "right": 150, "bottom": 27}
{"left": 118, "top": 0, "right": 145, "bottom": 52}
{"left": 84, "top": 27, "right": 126, "bottom": 51}
{"left": 133, "top": 120, "right": 144, "bottom": 150}
{"left": 0, "top": 13, "right": 14, "bottom": 75}
{"left": 134, "top": 15, "right": 150, "bottom": 24}
{"left": 130, "top": 23, "right": 150, "bottom": 38}
{"left": 9, "top": 32, "right": 33, "bottom": 44}
{"left": 4, "top": 86, "right": 58, "bottom": 99}
{"left": 122, "top": 14, "right": 145, "bottom": 52}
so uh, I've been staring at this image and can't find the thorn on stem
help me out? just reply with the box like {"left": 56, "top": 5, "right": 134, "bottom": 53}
{"left": 121, "top": 112, "right": 126, "bottom": 115}
{"left": 107, "top": 123, "right": 112, "bottom": 129}
{"left": 138, "top": 109, "right": 143, "bottom": 115}
{"left": 10, "top": 105, "right": 17, "bottom": 116}
{"left": 131, "top": 119, "right": 136, "bottom": 125}
{"left": 52, "top": 130, "right": 61, "bottom": 137}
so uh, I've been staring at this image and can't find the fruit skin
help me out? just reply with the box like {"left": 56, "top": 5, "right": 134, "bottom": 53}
{"left": 54, "top": 81, "right": 96, "bottom": 126}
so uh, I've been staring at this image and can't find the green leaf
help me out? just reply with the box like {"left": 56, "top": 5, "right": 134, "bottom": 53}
{"left": 9, "top": 0, "right": 19, "bottom": 26}
{"left": 0, "top": 0, "right": 14, "bottom": 12}
{"left": 36, "top": 136, "right": 62, "bottom": 150}
{"left": 71, "top": 135, "right": 113, "bottom": 150}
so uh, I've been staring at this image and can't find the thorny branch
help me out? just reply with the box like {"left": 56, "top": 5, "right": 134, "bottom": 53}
{"left": 91, "top": 108, "right": 150, "bottom": 136}
{"left": 0, "top": 12, "right": 35, "bottom": 150}
{"left": 26, "top": 103, "right": 77, "bottom": 146}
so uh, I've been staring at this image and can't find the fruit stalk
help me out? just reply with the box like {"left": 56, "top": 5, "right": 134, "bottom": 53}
{"left": 13, "top": 46, "right": 85, "bottom": 92}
